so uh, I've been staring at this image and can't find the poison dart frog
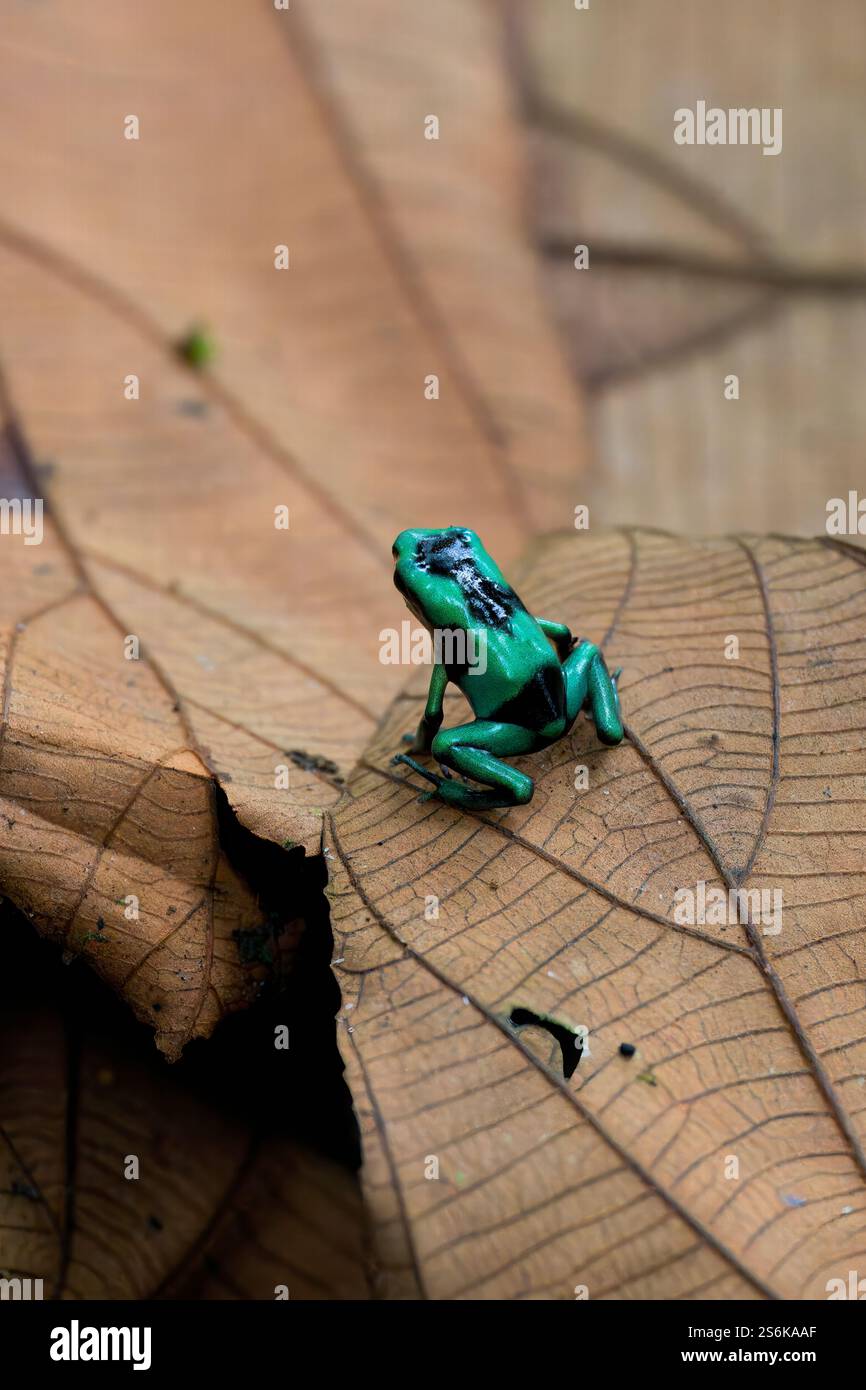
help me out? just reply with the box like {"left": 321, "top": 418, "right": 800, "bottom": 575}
{"left": 391, "top": 526, "right": 623, "bottom": 810}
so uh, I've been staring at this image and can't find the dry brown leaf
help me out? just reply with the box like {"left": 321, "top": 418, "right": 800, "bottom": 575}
{"left": 0, "top": 911, "right": 367, "bottom": 1300}
{"left": 327, "top": 529, "right": 866, "bottom": 1299}
{"left": 0, "top": 0, "right": 584, "bottom": 543}
{"left": 0, "top": 0, "right": 584, "bottom": 1050}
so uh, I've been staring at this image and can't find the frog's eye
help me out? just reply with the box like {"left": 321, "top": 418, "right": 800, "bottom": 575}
{"left": 391, "top": 544, "right": 398, "bottom": 559}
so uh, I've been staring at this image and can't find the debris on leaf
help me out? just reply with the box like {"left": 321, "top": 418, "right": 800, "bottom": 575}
{"left": 82, "top": 917, "right": 109, "bottom": 945}
{"left": 176, "top": 324, "right": 217, "bottom": 369}
{"left": 11, "top": 1179, "right": 40, "bottom": 1200}
{"left": 287, "top": 749, "right": 344, "bottom": 784}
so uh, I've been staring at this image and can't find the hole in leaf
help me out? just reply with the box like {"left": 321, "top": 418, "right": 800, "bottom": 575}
{"left": 508, "top": 1006, "right": 584, "bottom": 1079}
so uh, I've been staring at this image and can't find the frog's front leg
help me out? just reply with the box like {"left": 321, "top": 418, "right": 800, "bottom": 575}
{"left": 417, "top": 720, "right": 537, "bottom": 810}
{"left": 563, "top": 640, "right": 623, "bottom": 746}
{"left": 534, "top": 616, "right": 575, "bottom": 661}
{"left": 402, "top": 662, "right": 448, "bottom": 753}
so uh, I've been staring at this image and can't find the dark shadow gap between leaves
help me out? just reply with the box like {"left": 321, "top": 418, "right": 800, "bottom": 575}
{"left": 0, "top": 787, "right": 360, "bottom": 1170}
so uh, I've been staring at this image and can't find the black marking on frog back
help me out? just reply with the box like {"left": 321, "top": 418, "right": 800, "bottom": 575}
{"left": 415, "top": 530, "right": 522, "bottom": 631}
{"left": 437, "top": 627, "right": 469, "bottom": 684}
{"left": 491, "top": 664, "right": 564, "bottom": 729}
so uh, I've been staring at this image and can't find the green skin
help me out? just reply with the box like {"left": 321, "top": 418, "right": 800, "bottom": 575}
{"left": 391, "top": 526, "right": 623, "bottom": 810}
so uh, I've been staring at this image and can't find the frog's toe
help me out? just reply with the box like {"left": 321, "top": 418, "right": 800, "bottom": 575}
{"left": 392, "top": 753, "right": 444, "bottom": 789}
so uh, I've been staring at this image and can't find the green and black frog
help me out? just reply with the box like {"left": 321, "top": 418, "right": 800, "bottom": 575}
{"left": 391, "top": 526, "right": 623, "bottom": 810}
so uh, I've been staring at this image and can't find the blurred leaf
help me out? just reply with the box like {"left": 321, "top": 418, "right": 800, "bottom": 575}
{"left": 0, "top": 0, "right": 584, "bottom": 1049}
{"left": 511, "top": 0, "right": 866, "bottom": 540}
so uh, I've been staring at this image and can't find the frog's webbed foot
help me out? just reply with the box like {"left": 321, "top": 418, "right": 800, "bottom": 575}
{"left": 392, "top": 753, "right": 452, "bottom": 801}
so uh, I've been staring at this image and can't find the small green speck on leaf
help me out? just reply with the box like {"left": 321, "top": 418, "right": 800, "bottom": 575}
{"left": 82, "top": 916, "right": 109, "bottom": 945}
{"left": 177, "top": 324, "right": 217, "bottom": 370}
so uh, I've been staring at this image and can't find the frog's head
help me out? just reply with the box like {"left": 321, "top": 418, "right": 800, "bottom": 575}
{"left": 392, "top": 526, "right": 518, "bottom": 631}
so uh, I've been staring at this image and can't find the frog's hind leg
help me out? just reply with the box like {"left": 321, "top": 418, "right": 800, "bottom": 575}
{"left": 563, "top": 640, "right": 623, "bottom": 746}
{"left": 396, "top": 720, "right": 536, "bottom": 811}
{"left": 430, "top": 721, "right": 536, "bottom": 809}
